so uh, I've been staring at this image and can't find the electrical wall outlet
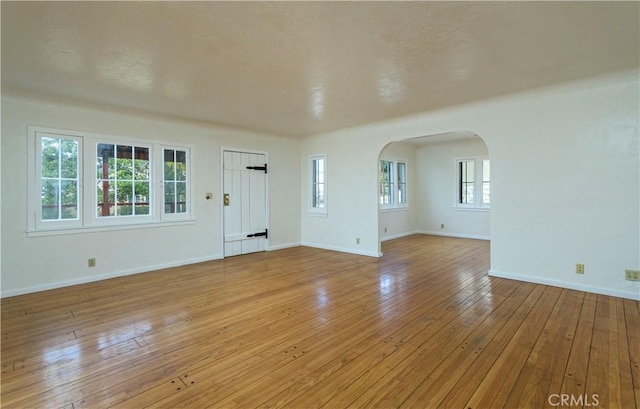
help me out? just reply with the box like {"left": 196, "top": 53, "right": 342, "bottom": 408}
{"left": 88, "top": 258, "right": 96, "bottom": 268}
{"left": 384, "top": 227, "right": 387, "bottom": 233}
{"left": 625, "top": 269, "right": 640, "bottom": 281}
{"left": 441, "top": 223, "right": 445, "bottom": 229}
{"left": 575, "top": 263, "right": 585, "bottom": 274}
{"left": 356, "top": 238, "right": 360, "bottom": 244}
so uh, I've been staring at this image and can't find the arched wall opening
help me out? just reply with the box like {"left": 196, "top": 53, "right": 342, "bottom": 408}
{"left": 376, "top": 131, "right": 491, "bottom": 255}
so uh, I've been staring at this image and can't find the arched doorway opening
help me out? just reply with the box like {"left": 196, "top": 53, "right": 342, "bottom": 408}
{"left": 377, "top": 131, "right": 491, "bottom": 254}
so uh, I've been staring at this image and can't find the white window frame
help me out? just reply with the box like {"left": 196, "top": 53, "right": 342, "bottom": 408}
{"left": 308, "top": 154, "right": 327, "bottom": 216}
{"left": 379, "top": 159, "right": 408, "bottom": 211}
{"left": 161, "top": 146, "right": 192, "bottom": 221}
{"left": 455, "top": 157, "right": 490, "bottom": 210}
{"left": 28, "top": 126, "right": 193, "bottom": 235}
{"left": 33, "top": 131, "right": 84, "bottom": 230}
{"left": 92, "top": 139, "right": 154, "bottom": 226}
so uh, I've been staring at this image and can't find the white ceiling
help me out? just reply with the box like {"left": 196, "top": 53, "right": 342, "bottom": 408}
{"left": 2, "top": 1, "right": 638, "bottom": 138}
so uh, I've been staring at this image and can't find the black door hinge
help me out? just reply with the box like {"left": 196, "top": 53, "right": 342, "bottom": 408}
{"left": 246, "top": 164, "right": 267, "bottom": 173}
{"left": 247, "top": 229, "right": 268, "bottom": 239}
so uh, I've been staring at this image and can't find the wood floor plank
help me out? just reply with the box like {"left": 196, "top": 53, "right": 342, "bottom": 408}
{"left": 1, "top": 235, "right": 637, "bottom": 409}
{"left": 624, "top": 299, "right": 640, "bottom": 408}
{"left": 616, "top": 298, "right": 637, "bottom": 409}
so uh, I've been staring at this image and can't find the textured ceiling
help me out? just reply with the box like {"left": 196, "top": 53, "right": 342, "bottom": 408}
{"left": 2, "top": 1, "right": 638, "bottom": 137}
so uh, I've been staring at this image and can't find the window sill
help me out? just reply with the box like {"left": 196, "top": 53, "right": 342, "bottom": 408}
{"left": 453, "top": 207, "right": 490, "bottom": 212}
{"left": 380, "top": 206, "right": 409, "bottom": 213}
{"left": 308, "top": 212, "right": 328, "bottom": 218}
{"left": 26, "top": 219, "right": 196, "bottom": 238}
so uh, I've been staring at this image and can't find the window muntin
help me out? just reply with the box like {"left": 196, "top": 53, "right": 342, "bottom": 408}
{"left": 380, "top": 160, "right": 407, "bottom": 209}
{"left": 96, "top": 144, "right": 151, "bottom": 217}
{"left": 456, "top": 158, "right": 490, "bottom": 209}
{"left": 40, "top": 135, "right": 80, "bottom": 222}
{"left": 309, "top": 155, "right": 327, "bottom": 214}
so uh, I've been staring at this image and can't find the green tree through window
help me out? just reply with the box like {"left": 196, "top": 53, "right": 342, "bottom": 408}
{"left": 96, "top": 144, "right": 150, "bottom": 217}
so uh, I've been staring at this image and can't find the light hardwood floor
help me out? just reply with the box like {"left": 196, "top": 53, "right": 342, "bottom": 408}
{"left": 1, "top": 235, "right": 638, "bottom": 408}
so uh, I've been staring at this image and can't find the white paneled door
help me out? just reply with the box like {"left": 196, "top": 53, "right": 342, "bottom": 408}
{"left": 223, "top": 150, "right": 268, "bottom": 257}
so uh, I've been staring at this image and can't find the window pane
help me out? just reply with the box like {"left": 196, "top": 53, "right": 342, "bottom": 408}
{"left": 380, "top": 161, "right": 390, "bottom": 183}
{"left": 482, "top": 160, "right": 490, "bottom": 204}
{"left": 397, "top": 162, "right": 406, "bottom": 182}
{"left": 117, "top": 145, "right": 133, "bottom": 179}
{"left": 41, "top": 138, "right": 60, "bottom": 178}
{"left": 466, "top": 162, "right": 475, "bottom": 181}
{"left": 60, "top": 180, "right": 78, "bottom": 219}
{"left": 134, "top": 182, "right": 150, "bottom": 215}
{"left": 97, "top": 183, "right": 116, "bottom": 217}
{"left": 97, "top": 144, "right": 115, "bottom": 179}
{"left": 116, "top": 182, "right": 133, "bottom": 216}
{"left": 163, "top": 148, "right": 189, "bottom": 215}
{"left": 42, "top": 179, "right": 60, "bottom": 220}
{"left": 40, "top": 135, "right": 80, "bottom": 222}
{"left": 107, "top": 184, "right": 116, "bottom": 216}
{"left": 311, "top": 157, "right": 326, "bottom": 210}
{"left": 96, "top": 183, "right": 105, "bottom": 217}
{"left": 314, "top": 158, "right": 325, "bottom": 184}
{"left": 134, "top": 147, "right": 150, "bottom": 180}
{"left": 380, "top": 160, "right": 394, "bottom": 205}
{"left": 465, "top": 184, "right": 475, "bottom": 204}
{"left": 175, "top": 150, "right": 187, "bottom": 181}
{"left": 380, "top": 182, "right": 391, "bottom": 204}
{"left": 164, "top": 182, "right": 175, "bottom": 213}
{"left": 176, "top": 182, "right": 187, "bottom": 213}
{"left": 483, "top": 160, "right": 490, "bottom": 182}
{"left": 96, "top": 182, "right": 116, "bottom": 217}
{"left": 398, "top": 162, "right": 407, "bottom": 204}
{"left": 164, "top": 150, "right": 176, "bottom": 181}
{"left": 319, "top": 185, "right": 325, "bottom": 208}
{"left": 459, "top": 160, "right": 475, "bottom": 204}
{"left": 97, "top": 144, "right": 150, "bottom": 218}
{"left": 483, "top": 182, "right": 491, "bottom": 204}
{"left": 61, "top": 140, "right": 78, "bottom": 178}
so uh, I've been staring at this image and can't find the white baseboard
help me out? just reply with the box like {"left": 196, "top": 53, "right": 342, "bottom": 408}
{"left": 301, "top": 241, "right": 382, "bottom": 258}
{"left": 419, "top": 231, "right": 490, "bottom": 241}
{"left": 1, "top": 254, "right": 224, "bottom": 298}
{"left": 381, "top": 231, "right": 419, "bottom": 242}
{"left": 268, "top": 242, "right": 301, "bottom": 251}
{"left": 488, "top": 269, "right": 640, "bottom": 301}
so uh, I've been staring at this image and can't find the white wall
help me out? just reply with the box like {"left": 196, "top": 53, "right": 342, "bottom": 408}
{"left": 1, "top": 93, "right": 301, "bottom": 296}
{"left": 416, "top": 138, "right": 490, "bottom": 240}
{"left": 378, "top": 142, "right": 418, "bottom": 241}
{"left": 300, "top": 135, "right": 380, "bottom": 256}
{"left": 301, "top": 70, "right": 640, "bottom": 300}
